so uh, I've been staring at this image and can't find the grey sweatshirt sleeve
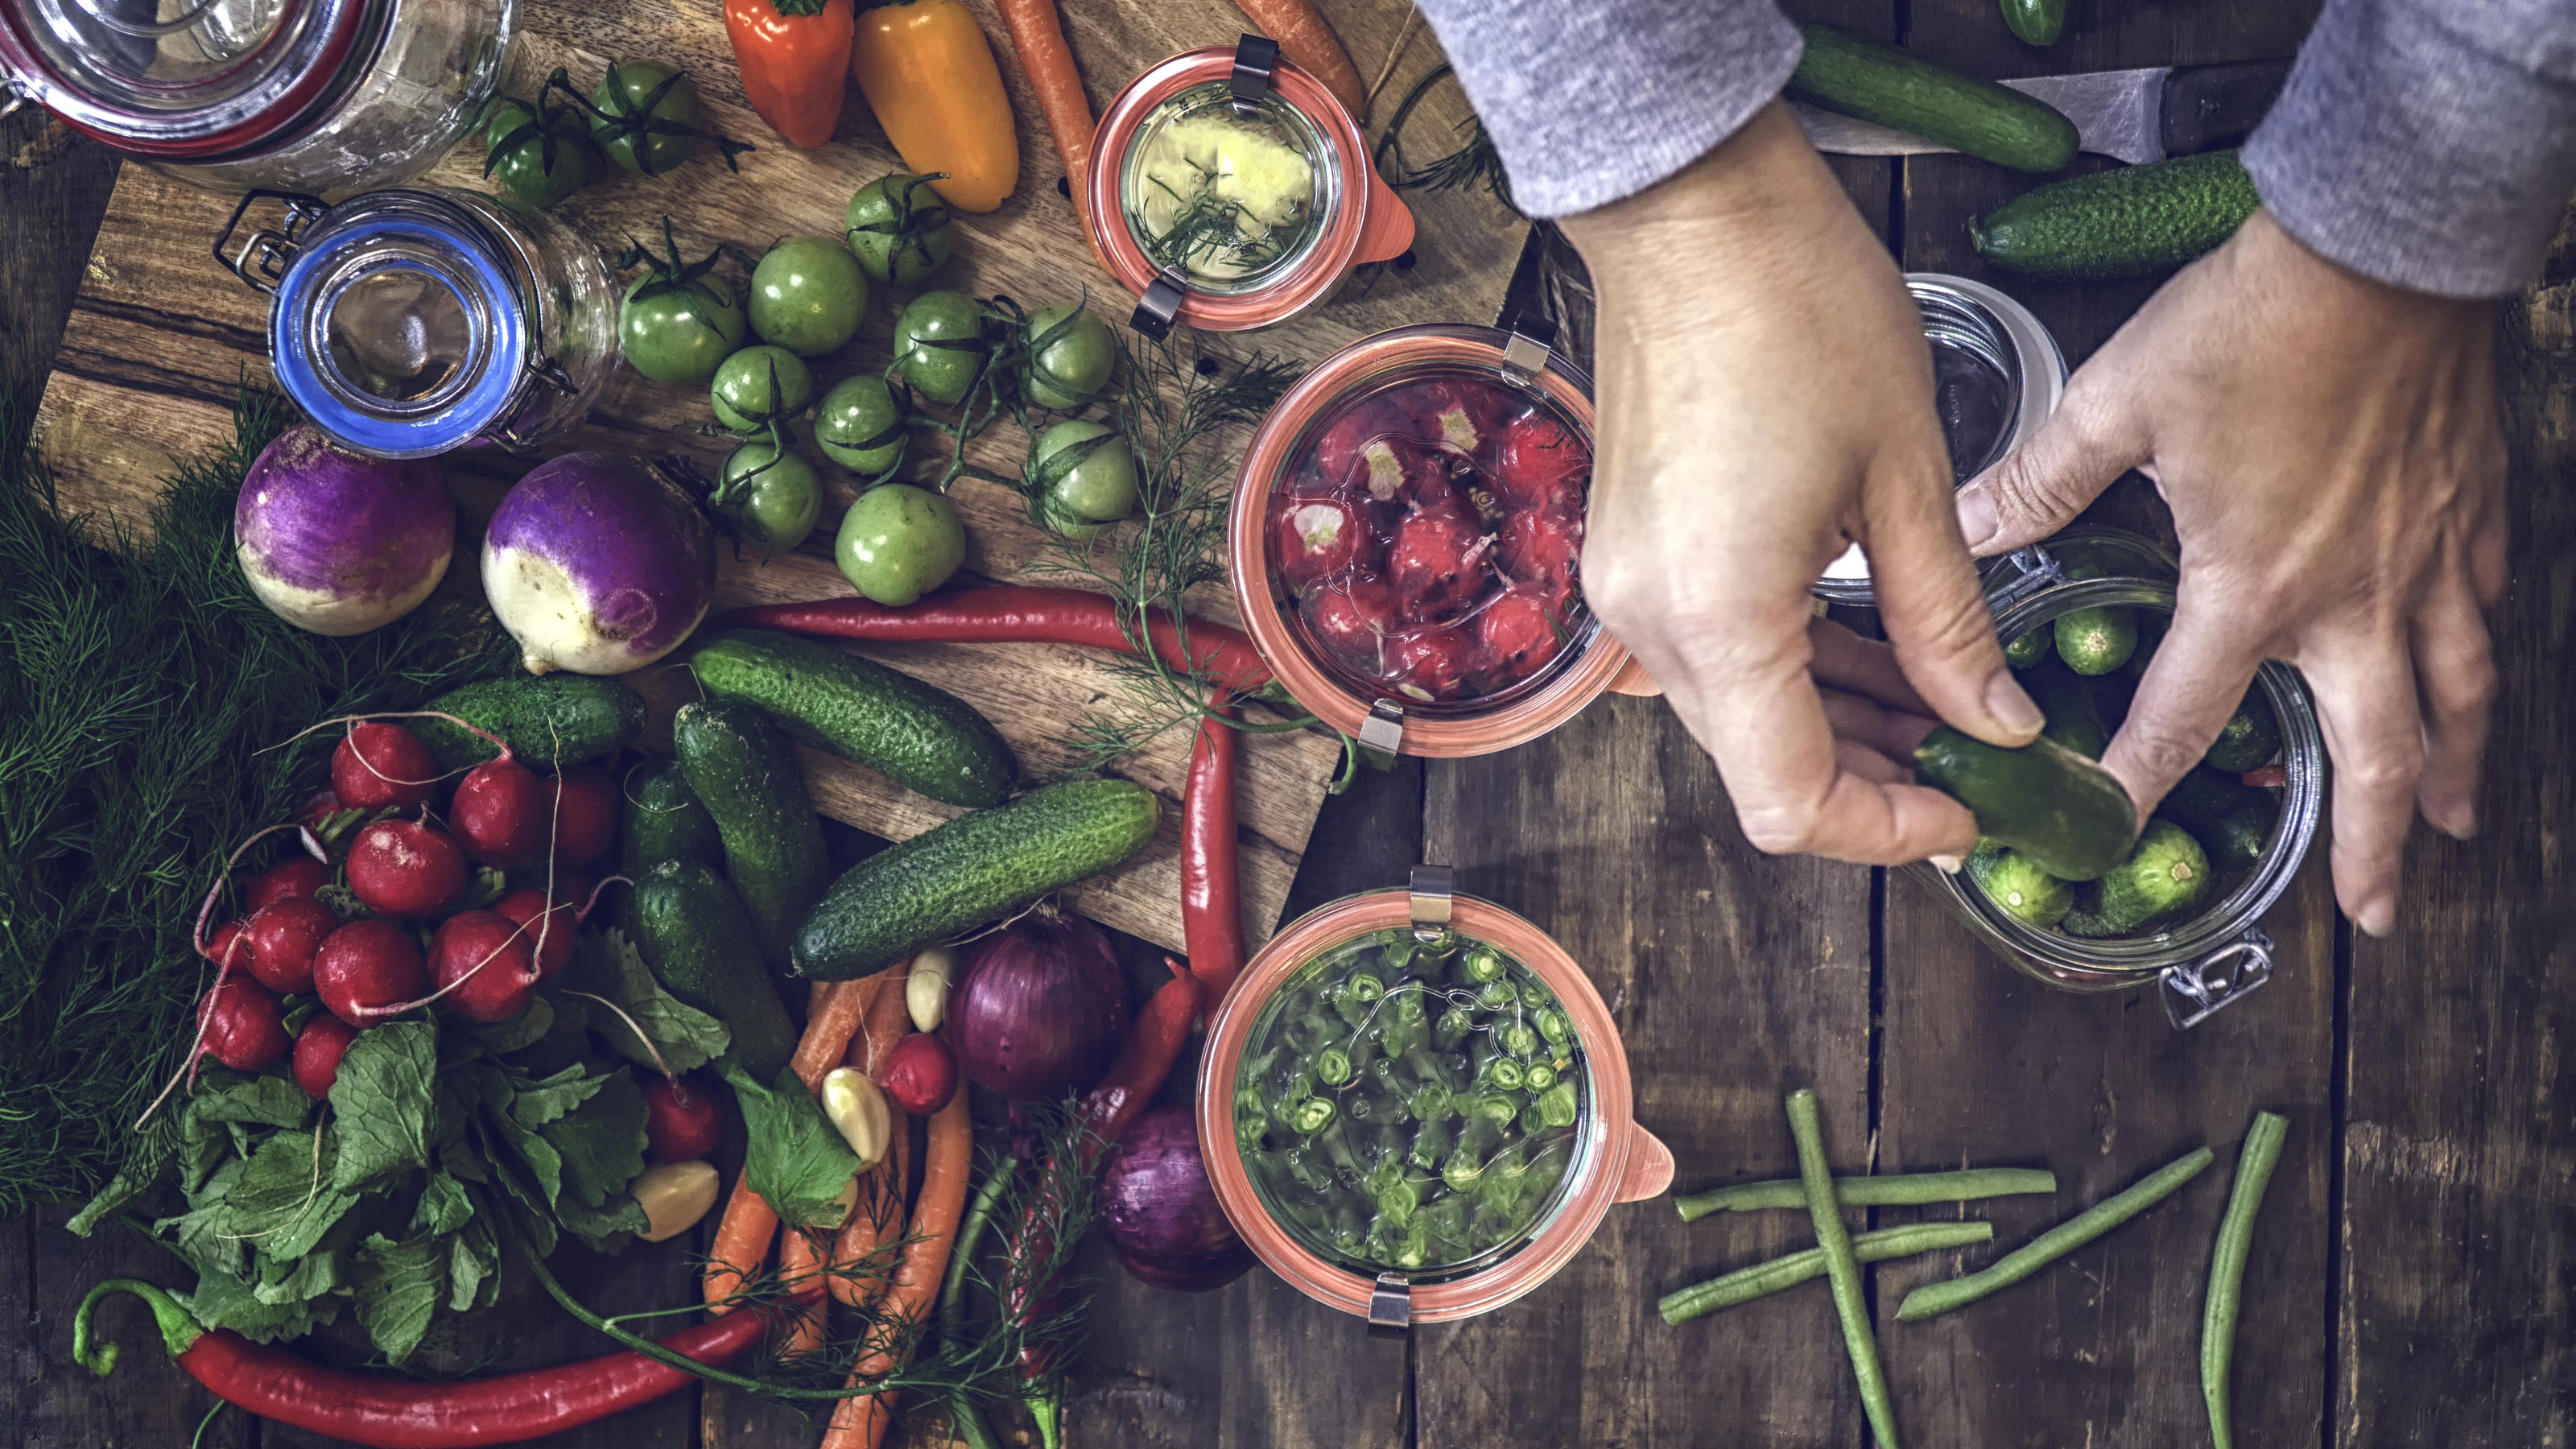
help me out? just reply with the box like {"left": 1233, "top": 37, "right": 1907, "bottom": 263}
{"left": 2229, "top": 0, "right": 2576, "bottom": 297}
{"left": 1410, "top": 0, "right": 1803, "bottom": 221}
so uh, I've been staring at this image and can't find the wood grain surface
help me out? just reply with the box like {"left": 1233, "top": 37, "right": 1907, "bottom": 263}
{"left": 25, "top": 0, "right": 1511, "bottom": 956}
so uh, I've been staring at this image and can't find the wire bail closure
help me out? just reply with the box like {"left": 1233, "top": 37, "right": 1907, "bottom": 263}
{"left": 2160, "top": 929, "right": 2273, "bottom": 1029}
{"left": 213, "top": 188, "right": 329, "bottom": 296}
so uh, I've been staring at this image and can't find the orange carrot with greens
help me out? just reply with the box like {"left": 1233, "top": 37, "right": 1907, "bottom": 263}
{"left": 828, "top": 968, "right": 919, "bottom": 1306}
{"left": 704, "top": 978, "right": 872, "bottom": 1309}
{"left": 820, "top": 1090, "right": 973, "bottom": 1449}
{"left": 1234, "top": 0, "right": 1365, "bottom": 116}
{"left": 993, "top": 0, "right": 1095, "bottom": 205}
{"left": 777, "top": 1230, "right": 830, "bottom": 1356}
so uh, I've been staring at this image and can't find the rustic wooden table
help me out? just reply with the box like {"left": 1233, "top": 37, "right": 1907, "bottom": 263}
{"left": 8, "top": 0, "right": 2573, "bottom": 1442}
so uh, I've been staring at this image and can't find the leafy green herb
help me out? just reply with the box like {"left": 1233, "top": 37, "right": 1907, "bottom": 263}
{"left": 726, "top": 1062, "right": 863, "bottom": 1229}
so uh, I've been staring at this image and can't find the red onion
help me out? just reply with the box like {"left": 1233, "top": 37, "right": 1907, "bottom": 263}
{"left": 1098, "top": 1106, "right": 1254, "bottom": 1293}
{"left": 945, "top": 910, "right": 1128, "bottom": 1100}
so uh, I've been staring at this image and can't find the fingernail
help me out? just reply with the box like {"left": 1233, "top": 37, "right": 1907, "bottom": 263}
{"left": 2355, "top": 894, "right": 2397, "bottom": 938}
{"left": 1956, "top": 484, "right": 1998, "bottom": 549}
{"left": 1987, "top": 671, "right": 2045, "bottom": 739}
{"left": 2435, "top": 803, "right": 2479, "bottom": 840}
{"left": 1929, "top": 853, "right": 1963, "bottom": 874}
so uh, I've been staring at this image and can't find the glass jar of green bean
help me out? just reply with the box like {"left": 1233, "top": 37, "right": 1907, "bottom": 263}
{"left": 1196, "top": 871, "right": 1671, "bottom": 1328}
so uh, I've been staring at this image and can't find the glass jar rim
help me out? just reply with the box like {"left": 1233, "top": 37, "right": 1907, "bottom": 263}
{"left": 1227, "top": 322, "right": 1633, "bottom": 757}
{"left": 0, "top": 0, "right": 376, "bottom": 155}
{"left": 1195, "top": 886, "right": 1657, "bottom": 1324}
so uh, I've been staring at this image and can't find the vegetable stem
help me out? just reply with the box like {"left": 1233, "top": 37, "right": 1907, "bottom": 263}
{"left": 1659, "top": 1222, "right": 1995, "bottom": 1324}
{"left": 2203, "top": 1112, "right": 2289, "bottom": 1449}
{"left": 1678, "top": 1168, "right": 2058, "bottom": 1220}
{"left": 1897, "top": 1146, "right": 2215, "bottom": 1322}
{"left": 1785, "top": 1089, "right": 1900, "bottom": 1448}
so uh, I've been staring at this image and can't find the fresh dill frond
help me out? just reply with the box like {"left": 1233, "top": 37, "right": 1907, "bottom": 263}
{"left": 1137, "top": 169, "right": 1297, "bottom": 279}
{"left": 1373, "top": 63, "right": 1521, "bottom": 217}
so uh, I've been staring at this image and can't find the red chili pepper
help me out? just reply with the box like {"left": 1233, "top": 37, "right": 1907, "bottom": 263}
{"left": 719, "top": 587, "right": 1275, "bottom": 697}
{"left": 1181, "top": 694, "right": 1245, "bottom": 1012}
{"left": 723, "top": 0, "right": 855, "bottom": 148}
{"left": 73, "top": 1278, "right": 804, "bottom": 1448}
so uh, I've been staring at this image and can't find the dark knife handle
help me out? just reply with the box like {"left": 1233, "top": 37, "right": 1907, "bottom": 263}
{"left": 2160, "top": 60, "right": 2293, "bottom": 157}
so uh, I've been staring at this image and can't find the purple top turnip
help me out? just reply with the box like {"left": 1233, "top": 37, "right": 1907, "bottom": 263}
{"left": 234, "top": 426, "right": 455, "bottom": 637}
{"left": 480, "top": 452, "right": 716, "bottom": 675}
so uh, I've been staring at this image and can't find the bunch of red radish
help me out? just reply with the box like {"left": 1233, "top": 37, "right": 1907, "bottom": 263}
{"left": 191, "top": 716, "right": 620, "bottom": 1100}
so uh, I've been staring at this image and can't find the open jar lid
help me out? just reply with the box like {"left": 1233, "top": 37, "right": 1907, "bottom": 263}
{"left": 1197, "top": 869, "right": 1672, "bottom": 1327}
{"left": 0, "top": 0, "right": 378, "bottom": 157}
{"left": 1085, "top": 38, "right": 1413, "bottom": 334}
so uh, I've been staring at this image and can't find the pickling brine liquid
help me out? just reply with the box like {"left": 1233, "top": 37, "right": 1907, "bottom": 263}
{"left": 1232, "top": 928, "right": 1587, "bottom": 1276}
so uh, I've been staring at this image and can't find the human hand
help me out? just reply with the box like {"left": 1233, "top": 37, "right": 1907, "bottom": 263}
{"left": 1954, "top": 209, "right": 2508, "bottom": 935}
{"left": 1557, "top": 101, "right": 2044, "bottom": 865}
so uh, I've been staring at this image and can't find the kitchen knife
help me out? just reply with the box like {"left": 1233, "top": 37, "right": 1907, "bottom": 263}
{"left": 1793, "top": 59, "right": 2290, "bottom": 165}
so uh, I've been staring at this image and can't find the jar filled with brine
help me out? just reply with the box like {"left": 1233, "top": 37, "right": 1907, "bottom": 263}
{"left": 218, "top": 186, "right": 617, "bottom": 457}
{"left": 1814, "top": 273, "right": 2066, "bottom": 605}
{"left": 1084, "top": 36, "right": 1414, "bottom": 336}
{"left": 0, "top": 0, "right": 510, "bottom": 196}
{"left": 1198, "top": 867, "right": 1671, "bottom": 1327}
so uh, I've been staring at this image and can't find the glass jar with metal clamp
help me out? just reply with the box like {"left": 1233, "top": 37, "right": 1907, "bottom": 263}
{"left": 216, "top": 185, "right": 617, "bottom": 458}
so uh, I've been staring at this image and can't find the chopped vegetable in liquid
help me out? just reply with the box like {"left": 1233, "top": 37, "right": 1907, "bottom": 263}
{"left": 1129, "top": 89, "right": 1319, "bottom": 284}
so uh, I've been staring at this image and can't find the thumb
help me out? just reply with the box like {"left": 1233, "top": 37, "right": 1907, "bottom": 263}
{"left": 1860, "top": 459, "right": 2045, "bottom": 750}
{"left": 1955, "top": 384, "right": 2149, "bottom": 556}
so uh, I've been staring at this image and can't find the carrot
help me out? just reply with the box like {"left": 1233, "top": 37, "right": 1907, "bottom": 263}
{"left": 827, "top": 968, "right": 919, "bottom": 1306}
{"left": 777, "top": 1229, "right": 830, "bottom": 1356}
{"left": 1233, "top": 0, "right": 1365, "bottom": 117}
{"left": 820, "top": 1090, "right": 973, "bottom": 1449}
{"left": 704, "top": 977, "right": 873, "bottom": 1310}
{"left": 993, "top": 0, "right": 1094, "bottom": 207}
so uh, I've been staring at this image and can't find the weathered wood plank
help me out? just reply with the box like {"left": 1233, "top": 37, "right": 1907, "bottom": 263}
{"left": 0, "top": 108, "right": 120, "bottom": 395}
{"left": 17, "top": 1206, "right": 257, "bottom": 1449}
{"left": 2332, "top": 211, "right": 2576, "bottom": 1448}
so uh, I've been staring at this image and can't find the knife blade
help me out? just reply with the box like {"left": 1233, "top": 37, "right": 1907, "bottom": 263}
{"left": 1793, "top": 59, "right": 2289, "bottom": 167}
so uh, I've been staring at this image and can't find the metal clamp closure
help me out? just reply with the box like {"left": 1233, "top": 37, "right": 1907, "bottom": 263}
{"left": 1990, "top": 543, "right": 2068, "bottom": 612}
{"left": 1129, "top": 264, "right": 1189, "bottom": 340}
{"left": 1501, "top": 317, "right": 1558, "bottom": 384}
{"left": 1408, "top": 865, "right": 1455, "bottom": 943}
{"left": 1364, "top": 1271, "right": 1412, "bottom": 1336}
{"left": 2160, "top": 929, "right": 2273, "bottom": 1030}
{"left": 1355, "top": 697, "right": 1406, "bottom": 765}
{"left": 213, "top": 188, "right": 329, "bottom": 297}
{"left": 1228, "top": 33, "right": 1281, "bottom": 114}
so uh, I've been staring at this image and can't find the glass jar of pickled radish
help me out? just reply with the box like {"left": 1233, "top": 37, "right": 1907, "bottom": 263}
{"left": 1814, "top": 273, "right": 2067, "bottom": 605}
{"left": 0, "top": 0, "right": 510, "bottom": 196}
{"left": 1084, "top": 35, "right": 1414, "bottom": 336}
{"left": 1198, "top": 867, "right": 1672, "bottom": 1328}
{"left": 217, "top": 185, "right": 617, "bottom": 458}
{"left": 1910, "top": 527, "right": 2326, "bottom": 1026}
{"left": 1228, "top": 320, "right": 1655, "bottom": 759}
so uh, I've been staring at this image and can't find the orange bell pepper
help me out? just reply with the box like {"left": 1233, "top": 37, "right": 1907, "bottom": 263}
{"left": 848, "top": 0, "right": 1021, "bottom": 212}
{"left": 724, "top": 0, "right": 855, "bottom": 149}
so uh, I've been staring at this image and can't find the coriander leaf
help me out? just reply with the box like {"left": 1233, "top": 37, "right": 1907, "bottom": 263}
{"left": 556, "top": 1188, "right": 647, "bottom": 1253}
{"left": 353, "top": 1232, "right": 447, "bottom": 1363}
{"left": 473, "top": 997, "right": 555, "bottom": 1055}
{"left": 192, "top": 1067, "right": 317, "bottom": 1129}
{"left": 330, "top": 1020, "right": 440, "bottom": 1191}
{"left": 727, "top": 1063, "right": 861, "bottom": 1230}
{"left": 411, "top": 1172, "right": 473, "bottom": 1236}
{"left": 587, "top": 929, "right": 729, "bottom": 1072}
{"left": 508, "top": 1063, "right": 608, "bottom": 1131}
{"left": 183, "top": 1266, "right": 342, "bottom": 1344}
{"left": 539, "top": 1071, "right": 648, "bottom": 1211}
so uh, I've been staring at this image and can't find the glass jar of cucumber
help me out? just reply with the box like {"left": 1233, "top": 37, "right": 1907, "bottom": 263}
{"left": 1907, "top": 527, "right": 2326, "bottom": 1026}
{"left": 1195, "top": 867, "right": 1672, "bottom": 1328}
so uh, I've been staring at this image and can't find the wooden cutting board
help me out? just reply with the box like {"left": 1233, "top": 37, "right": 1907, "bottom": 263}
{"left": 30, "top": 0, "right": 1521, "bottom": 953}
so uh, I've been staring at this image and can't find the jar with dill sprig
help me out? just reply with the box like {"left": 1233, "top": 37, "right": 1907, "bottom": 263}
{"left": 1120, "top": 81, "right": 1331, "bottom": 293}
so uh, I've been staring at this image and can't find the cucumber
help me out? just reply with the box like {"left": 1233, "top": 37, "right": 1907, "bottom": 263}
{"left": 1789, "top": 23, "right": 2079, "bottom": 173}
{"left": 2204, "top": 803, "right": 2276, "bottom": 874}
{"left": 673, "top": 699, "right": 832, "bottom": 972}
{"left": 1967, "top": 843, "right": 2074, "bottom": 927}
{"left": 2154, "top": 766, "right": 2271, "bottom": 839}
{"left": 1973, "top": 150, "right": 2260, "bottom": 281}
{"left": 2054, "top": 606, "right": 2136, "bottom": 675}
{"left": 630, "top": 859, "right": 799, "bottom": 1083}
{"left": 621, "top": 759, "right": 724, "bottom": 873}
{"left": 414, "top": 675, "right": 646, "bottom": 770}
{"left": 2000, "top": 0, "right": 2063, "bottom": 45}
{"left": 2004, "top": 625, "right": 2053, "bottom": 670}
{"left": 1913, "top": 726, "right": 2137, "bottom": 881}
{"left": 794, "top": 778, "right": 1161, "bottom": 980}
{"left": 2018, "top": 658, "right": 2108, "bottom": 759}
{"left": 2202, "top": 687, "right": 2281, "bottom": 771}
{"left": 2083, "top": 819, "right": 2212, "bottom": 933}
{"left": 689, "top": 629, "right": 1015, "bottom": 808}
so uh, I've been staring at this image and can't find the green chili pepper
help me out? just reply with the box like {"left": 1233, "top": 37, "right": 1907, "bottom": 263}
{"left": 1287, "top": 1096, "right": 1337, "bottom": 1134}
{"left": 1482, "top": 1057, "right": 1525, "bottom": 1092}
{"left": 1501, "top": 1022, "right": 1540, "bottom": 1059}
{"left": 1376, "top": 1176, "right": 1421, "bottom": 1224}
{"left": 1523, "top": 1061, "right": 1558, "bottom": 1092}
{"left": 1463, "top": 946, "right": 1508, "bottom": 983}
{"left": 1441, "top": 1146, "right": 1484, "bottom": 1195}
{"left": 1317, "top": 1046, "right": 1355, "bottom": 1086}
{"left": 1538, "top": 1080, "right": 1579, "bottom": 1129}
{"left": 1535, "top": 1007, "right": 1570, "bottom": 1046}
{"left": 1477, "top": 979, "right": 1518, "bottom": 1010}
{"left": 1376, "top": 929, "right": 1418, "bottom": 969}
{"left": 1409, "top": 1081, "right": 1454, "bottom": 1121}
{"left": 1519, "top": 1100, "right": 1548, "bottom": 1136}
{"left": 1434, "top": 1006, "right": 1476, "bottom": 1051}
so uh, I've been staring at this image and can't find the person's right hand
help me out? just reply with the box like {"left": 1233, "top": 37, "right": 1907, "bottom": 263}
{"left": 1556, "top": 101, "right": 2045, "bottom": 865}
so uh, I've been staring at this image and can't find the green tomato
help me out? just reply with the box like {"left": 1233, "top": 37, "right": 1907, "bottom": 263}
{"left": 844, "top": 173, "right": 953, "bottom": 286}
{"left": 716, "top": 440, "right": 822, "bottom": 556}
{"left": 710, "top": 345, "right": 814, "bottom": 432}
{"left": 483, "top": 99, "right": 597, "bottom": 208}
{"left": 815, "top": 374, "right": 906, "bottom": 473}
{"left": 1022, "top": 303, "right": 1116, "bottom": 410}
{"left": 590, "top": 60, "right": 708, "bottom": 176}
{"left": 1031, "top": 419, "right": 1139, "bottom": 534}
{"left": 894, "top": 291, "right": 989, "bottom": 405}
{"left": 619, "top": 270, "right": 745, "bottom": 385}
{"left": 747, "top": 236, "right": 867, "bottom": 357}
{"left": 836, "top": 484, "right": 965, "bottom": 606}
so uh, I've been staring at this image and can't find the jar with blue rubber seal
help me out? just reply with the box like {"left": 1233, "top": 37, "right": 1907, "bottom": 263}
{"left": 217, "top": 185, "right": 617, "bottom": 457}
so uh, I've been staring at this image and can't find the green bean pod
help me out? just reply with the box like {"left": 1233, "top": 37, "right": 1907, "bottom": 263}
{"left": 1788, "top": 1089, "right": 1902, "bottom": 1449}
{"left": 2203, "top": 1112, "right": 2289, "bottom": 1449}
{"left": 1659, "top": 1222, "right": 1996, "bottom": 1325}
{"left": 1897, "top": 1146, "right": 2215, "bottom": 1321}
